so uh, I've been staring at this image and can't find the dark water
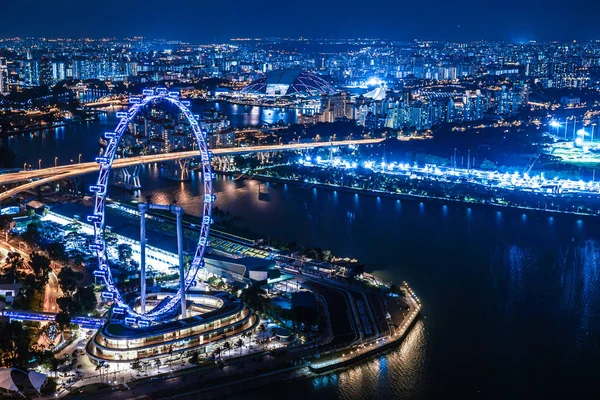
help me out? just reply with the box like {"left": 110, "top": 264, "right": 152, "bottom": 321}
{"left": 114, "top": 174, "right": 600, "bottom": 399}
{"left": 7, "top": 112, "right": 600, "bottom": 399}
{"left": 4, "top": 102, "right": 299, "bottom": 168}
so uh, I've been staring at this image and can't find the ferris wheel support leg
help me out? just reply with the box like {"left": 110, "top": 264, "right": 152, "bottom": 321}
{"left": 175, "top": 206, "right": 186, "bottom": 318}
{"left": 139, "top": 202, "right": 149, "bottom": 314}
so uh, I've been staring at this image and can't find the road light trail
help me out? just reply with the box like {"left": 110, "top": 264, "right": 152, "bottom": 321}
{"left": 0, "top": 139, "right": 383, "bottom": 201}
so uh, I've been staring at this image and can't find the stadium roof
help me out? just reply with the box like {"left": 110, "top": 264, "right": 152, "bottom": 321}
{"left": 241, "top": 69, "right": 336, "bottom": 97}
{"left": 363, "top": 86, "right": 388, "bottom": 101}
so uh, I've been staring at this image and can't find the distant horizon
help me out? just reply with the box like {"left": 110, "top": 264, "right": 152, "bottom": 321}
{"left": 1, "top": 35, "right": 599, "bottom": 44}
{"left": 2, "top": 0, "right": 599, "bottom": 43}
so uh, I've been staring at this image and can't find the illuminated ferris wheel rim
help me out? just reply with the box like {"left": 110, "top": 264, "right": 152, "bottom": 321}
{"left": 88, "top": 88, "right": 214, "bottom": 325}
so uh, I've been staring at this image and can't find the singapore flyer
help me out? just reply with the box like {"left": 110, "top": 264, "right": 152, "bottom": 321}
{"left": 87, "top": 88, "right": 214, "bottom": 324}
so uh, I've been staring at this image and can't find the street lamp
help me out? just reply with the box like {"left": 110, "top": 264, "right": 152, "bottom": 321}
{"left": 54, "top": 157, "right": 58, "bottom": 167}
{"left": 23, "top": 162, "right": 27, "bottom": 171}
{"left": 78, "top": 154, "right": 82, "bottom": 164}
{"left": 38, "top": 159, "right": 42, "bottom": 169}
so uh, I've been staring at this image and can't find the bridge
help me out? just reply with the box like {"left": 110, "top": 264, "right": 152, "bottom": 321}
{"left": 1, "top": 310, "right": 106, "bottom": 329}
{"left": 0, "top": 139, "right": 382, "bottom": 201}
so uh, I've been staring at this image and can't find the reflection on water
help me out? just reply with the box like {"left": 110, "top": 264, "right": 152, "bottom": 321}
{"left": 251, "top": 320, "right": 428, "bottom": 400}
{"left": 7, "top": 115, "right": 600, "bottom": 397}
{"left": 106, "top": 169, "right": 600, "bottom": 398}
{"left": 4, "top": 101, "right": 298, "bottom": 167}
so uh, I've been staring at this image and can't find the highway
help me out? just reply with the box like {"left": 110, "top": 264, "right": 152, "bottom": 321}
{"left": 0, "top": 139, "right": 382, "bottom": 201}
{"left": 44, "top": 271, "right": 62, "bottom": 313}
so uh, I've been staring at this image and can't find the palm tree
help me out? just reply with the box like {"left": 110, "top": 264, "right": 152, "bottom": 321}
{"left": 235, "top": 338, "right": 244, "bottom": 355}
{"left": 242, "top": 332, "right": 252, "bottom": 349}
{"left": 212, "top": 346, "right": 222, "bottom": 360}
{"left": 258, "top": 324, "right": 266, "bottom": 336}
{"left": 223, "top": 341, "right": 231, "bottom": 356}
{"left": 95, "top": 363, "right": 103, "bottom": 380}
{"left": 258, "top": 324, "right": 267, "bottom": 348}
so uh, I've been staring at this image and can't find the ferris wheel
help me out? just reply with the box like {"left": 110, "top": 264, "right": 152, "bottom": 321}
{"left": 87, "top": 88, "right": 214, "bottom": 325}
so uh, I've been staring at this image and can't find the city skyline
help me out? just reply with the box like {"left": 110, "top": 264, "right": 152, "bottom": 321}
{"left": 2, "top": 4, "right": 600, "bottom": 397}
{"left": 2, "top": 0, "right": 600, "bottom": 42}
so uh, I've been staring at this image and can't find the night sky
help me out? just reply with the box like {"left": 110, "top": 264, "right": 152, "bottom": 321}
{"left": 2, "top": 0, "right": 599, "bottom": 42}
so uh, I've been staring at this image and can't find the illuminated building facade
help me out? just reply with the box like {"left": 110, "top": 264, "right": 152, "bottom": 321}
{"left": 0, "top": 57, "right": 8, "bottom": 95}
{"left": 86, "top": 292, "right": 258, "bottom": 364}
{"left": 241, "top": 69, "right": 336, "bottom": 97}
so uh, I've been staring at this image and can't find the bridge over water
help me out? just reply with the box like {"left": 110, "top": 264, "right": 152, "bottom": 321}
{"left": 0, "top": 139, "right": 382, "bottom": 202}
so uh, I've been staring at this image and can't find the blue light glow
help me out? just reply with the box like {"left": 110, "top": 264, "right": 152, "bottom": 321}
{"left": 87, "top": 92, "right": 215, "bottom": 324}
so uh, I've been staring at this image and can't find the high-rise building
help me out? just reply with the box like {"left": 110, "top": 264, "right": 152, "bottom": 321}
{"left": 52, "top": 61, "right": 66, "bottom": 82}
{"left": 39, "top": 57, "right": 53, "bottom": 86}
{"left": 0, "top": 57, "right": 8, "bottom": 95}
{"left": 320, "top": 92, "right": 354, "bottom": 122}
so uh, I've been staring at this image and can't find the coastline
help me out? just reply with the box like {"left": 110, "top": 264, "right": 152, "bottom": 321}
{"left": 97, "top": 286, "right": 422, "bottom": 400}
{"left": 243, "top": 172, "right": 599, "bottom": 219}
{"left": 46, "top": 198, "right": 423, "bottom": 400}
{"left": 0, "top": 116, "right": 99, "bottom": 138}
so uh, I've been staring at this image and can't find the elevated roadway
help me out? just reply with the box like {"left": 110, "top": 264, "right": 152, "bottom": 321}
{"left": 0, "top": 310, "right": 105, "bottom": 329}
{"left": 0, "top": 139, "right": 382, "bottom": 201}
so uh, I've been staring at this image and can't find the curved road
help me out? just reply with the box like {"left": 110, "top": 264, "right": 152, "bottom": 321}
{"left": 0, "top": 139, "right": 383, "bottom": 202}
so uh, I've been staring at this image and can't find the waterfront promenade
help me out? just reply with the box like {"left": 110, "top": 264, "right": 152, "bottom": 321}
{"left": 54, "top": 281, "right": 420, "bottom": 400}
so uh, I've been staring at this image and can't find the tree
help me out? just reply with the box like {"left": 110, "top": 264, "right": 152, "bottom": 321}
{"left": 212, "top": 346, "right": 222, "bottom": 360}
{"left": 104, "top": 232, "right": 118, "bottom": 251}
{"left": 57, "top": 267, "right": 82, "bottom": 296}
{"left": 75, "top": 285, "right": 97, "bottom": 314}
{"left": 47, "top": 241, "right": 66, "bottom": 262}
{"left": 28, "top": 252, "right": 52, "bottom": 289}
{"left": 65, "top": 220, "right": 82, "bottom": 234}
{"left": 67, "top": 249, "right": 86, "bottom": 266}
{"left": 189, "top": 352, "right": 200, "bottom": 364}
{"left": 0, "top": 320, "right": 34, "bottom": 368}
{"left": 207, "top": 276, "right": 223, "bottom": 288}
{"left": 22, "top": 218, "right": 42, "bottom": 244}
{"left": 57, "top": 296, "right": 80, "bottom": 318}
{"left": 258, "top": 323, "right": 266, "bottom": 334}
{"left": 18, "top": 274, "right": 39, "bottom": 304}
{"left": 2, "top": 251, "right": 23, "bottom": 283}
{"left": 240, "top": 286, "right": 267, "bottom": 312}
{"left": 222, "top": 341, "right": 231, "bottom": 356}
{"left": 0, "top": 215, "right": 12, "bottom": 230}
{"left": 55, "top": 312, "right": 72, "bottom": 331}
{"left": 117, "top": 243, "right": 133, "bottom": 264}
{"left": 234, "top": 338, "right": 244, "bottom": 355}
{"left": 131, "top": 358, "right": 141, "bottom": 371}
{"left": 37, "top": 349, "right": 59, "bottom": 378}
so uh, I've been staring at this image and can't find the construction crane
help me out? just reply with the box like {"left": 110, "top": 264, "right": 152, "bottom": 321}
{"left": 526, "top": 154, "right": 542, "bottom": 175}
